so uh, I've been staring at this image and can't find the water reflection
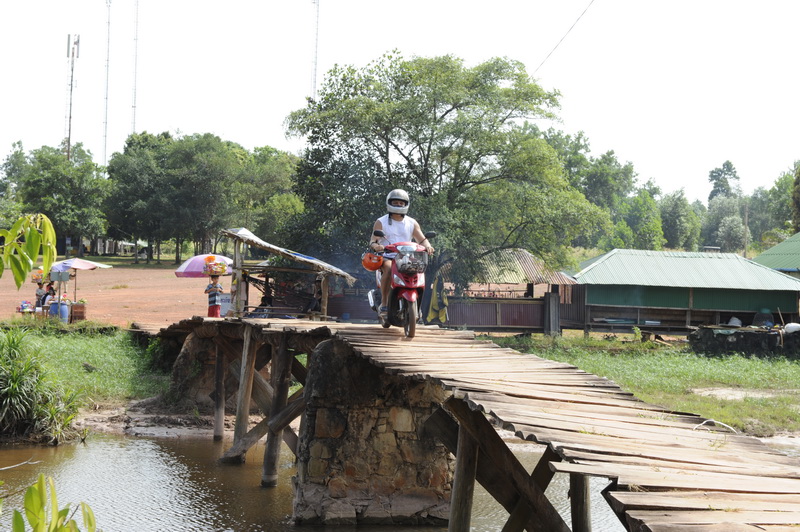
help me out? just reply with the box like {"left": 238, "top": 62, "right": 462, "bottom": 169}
{"left": 1, "top": 434, "right": 627, "bottom": 531}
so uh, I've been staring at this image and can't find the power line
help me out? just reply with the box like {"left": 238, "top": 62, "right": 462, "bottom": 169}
{"left": 533, "top": 0, "right": 596, "bottom": 75}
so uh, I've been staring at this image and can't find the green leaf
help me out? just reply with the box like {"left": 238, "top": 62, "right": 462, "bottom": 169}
{"left": 81, "top": 502, "right": 96, "bottom": 532}
{"left": 12, "top": 510, "right": 26, "bottom": 532}
{"left": 9, "top": 252, "right": 29, "bottom": 290}
{"left": 48, "top": 477, "right": 60, "bottom": 531}
{"left": 24, "top": 227, "right": 42, "bottom": 264}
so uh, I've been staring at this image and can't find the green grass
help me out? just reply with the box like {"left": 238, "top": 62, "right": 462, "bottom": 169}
{"left": 489, "top": 334, "right": 800, "bottom": 437}
{"left": 25, "top": 329, "right": 169, "bottom": 404}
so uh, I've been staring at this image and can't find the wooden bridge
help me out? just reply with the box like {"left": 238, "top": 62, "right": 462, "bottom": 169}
{"left": 135, "top": 317, "right": 800, "bottom": 531}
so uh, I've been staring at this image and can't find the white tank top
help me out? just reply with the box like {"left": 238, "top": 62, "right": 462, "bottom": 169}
{"left": 377, "top": 214, "right": 416, "bottom": 245}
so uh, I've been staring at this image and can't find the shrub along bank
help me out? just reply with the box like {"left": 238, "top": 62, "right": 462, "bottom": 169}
{"left": 0, "top": 321, "right": 169, "bottom": 444}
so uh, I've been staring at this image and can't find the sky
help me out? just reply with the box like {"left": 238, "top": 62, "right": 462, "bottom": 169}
{"left": 2, "top": 1, "right": 799, "bottom": 204}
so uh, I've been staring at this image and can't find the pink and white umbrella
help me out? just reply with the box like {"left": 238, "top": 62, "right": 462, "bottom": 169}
{"left": 50, "top": 258, "right": 113, "bottom": 301}
{"left": 174, "top": 254, "right": 233, "bottom": 278}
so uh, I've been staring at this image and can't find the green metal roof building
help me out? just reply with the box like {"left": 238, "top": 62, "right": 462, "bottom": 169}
{"left": 572, "top": 249, "right": 800, "bottom": 333}
{"left": 752, "top": 232, "right": 800, "bottom": 278}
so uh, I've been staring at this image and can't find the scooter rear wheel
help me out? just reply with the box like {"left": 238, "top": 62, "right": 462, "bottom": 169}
{"left": 404, "top": 300, "right": 417, "bottom": 338}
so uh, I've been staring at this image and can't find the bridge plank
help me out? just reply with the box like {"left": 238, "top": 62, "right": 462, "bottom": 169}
{"left": 551, "top": 461, "right": 800, "bottom": 493}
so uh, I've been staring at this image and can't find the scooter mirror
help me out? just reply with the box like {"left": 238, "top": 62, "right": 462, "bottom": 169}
{"left": 424, "top": 231, "right": 436, "bottom": 240}
{"left": 373, "top": 230, "right": 386, "bottom": 238}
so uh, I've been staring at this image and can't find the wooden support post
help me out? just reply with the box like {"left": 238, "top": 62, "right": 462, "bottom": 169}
{"left": 422, "top": 408, "right": 521, "bottom": 516}
{"left": 444, "top": 398, "right": 569, "bottom": 532}
{"left": 220, "top": 389, "right": 304, "bottom": 463}
{"left": 502, "top": 446, "right": 561, "bottom": 532}
{"left": 569, "top": 473, "right": 591, "bottom": 532}
{"left": 449, "top": 424, "right": 479, "bottom": 532}
{"left": 262, "top": 333, "right": 291, "bottom": 487}
{"left": 233, "top": 326, "right": 256, "bottom": 443}
{"left": 213, "top": 340, "right": 226, "bottom": 441}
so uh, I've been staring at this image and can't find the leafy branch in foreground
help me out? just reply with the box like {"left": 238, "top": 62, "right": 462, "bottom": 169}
{"left": 0, "top": 213, "right": 56, "bottom": 289}
{"left": 8, "top": 474, "right": 96, "bottom": 532}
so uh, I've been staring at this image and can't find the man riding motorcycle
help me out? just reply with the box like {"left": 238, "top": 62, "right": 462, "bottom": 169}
{"left": 367, "top": 189, "right": 434, "bottom": 319}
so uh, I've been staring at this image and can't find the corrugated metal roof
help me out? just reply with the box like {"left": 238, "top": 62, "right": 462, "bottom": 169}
{"left": 221, "top": 228, "right": 356, "bottom": 284}
{"left": 575, "top": 248, "right": 800, "bottom": 291}
{"left": 440, "top": 248, "right": 575, "bottom": 285}
{"left": 752, "top": 232, "right": 800, "bottom": 271}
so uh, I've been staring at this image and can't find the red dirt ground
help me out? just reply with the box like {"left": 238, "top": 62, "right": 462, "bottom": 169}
{"left": 0, "top": 264, "right": 217, "bottom": 327}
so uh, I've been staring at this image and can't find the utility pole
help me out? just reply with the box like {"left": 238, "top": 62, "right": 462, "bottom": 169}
{"left": 131, "top": 0, "right": 139, "bottom": 133}
{"left": 103, "top": 0, "right": 112, "bottom": 167}
{"left": 310, "top": 0, "right": 320, "bottom": 100}
{"left": 66, "top": 34, "right": 80, "bottom": 161}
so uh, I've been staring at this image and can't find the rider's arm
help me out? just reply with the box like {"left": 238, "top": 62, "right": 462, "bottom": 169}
{"left": 412, "top": 221, "right": 434, "bottom": 255}
{"left": 370, "top": 220, "right": 384, "bottom": 252}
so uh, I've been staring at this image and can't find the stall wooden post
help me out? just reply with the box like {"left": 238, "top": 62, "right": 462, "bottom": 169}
{"left": 232, "top": 239, "right": 244, "bottom": 317}
{"left": 262, "top": 333, "right": 291, "bottom": 487}
{"left": 449, "top": 423, "right": 479, "bottom": 532}
{"left": 320, "top": 275, "right": 330, "bottom": 318}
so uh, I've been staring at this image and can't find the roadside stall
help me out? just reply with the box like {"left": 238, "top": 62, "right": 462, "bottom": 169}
{"left": 220, "top": 228, "right": 355, "bottom": 319}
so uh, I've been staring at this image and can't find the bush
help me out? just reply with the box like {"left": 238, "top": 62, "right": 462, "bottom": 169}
{"left": 0, "top": 329, "right": 82, "bottom": 444}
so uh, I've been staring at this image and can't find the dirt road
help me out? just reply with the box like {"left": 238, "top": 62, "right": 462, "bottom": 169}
{"left": 0, "top": 263, "right": 218, "bottom": 327}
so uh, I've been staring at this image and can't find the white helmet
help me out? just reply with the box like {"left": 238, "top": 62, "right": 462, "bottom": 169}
{"left": 386, "top": 189, "right": 410, "bottom": 215}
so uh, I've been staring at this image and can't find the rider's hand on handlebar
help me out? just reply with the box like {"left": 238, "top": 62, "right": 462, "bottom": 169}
{"left": 425, "top": 244, "right": 434, "bottom": 255}
{"left": 371, "top": 243, "right": 384, "bottom": 252}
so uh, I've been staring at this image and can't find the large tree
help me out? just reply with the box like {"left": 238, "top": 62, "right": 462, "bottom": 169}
{"left": 702, "top": 194, "right": 744, "bottom": 248}
{"left": 286, "top": 53, "right": 607, "bottom": 284}
{"left": 106, "top": 132, "right": 174, "bottom": 261}
{"left": 708, "top": 160, "right": 740, "bottom": 202}
{"left": 659, "top": 190, "right": 700, "bottom": 250}
{"left": 6, "top": 141, "right": 108, "bottom": 255}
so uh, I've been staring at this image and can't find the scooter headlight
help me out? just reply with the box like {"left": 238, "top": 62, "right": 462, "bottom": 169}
{"left": 393, "top": 274, "right": 406, "bottom": 287}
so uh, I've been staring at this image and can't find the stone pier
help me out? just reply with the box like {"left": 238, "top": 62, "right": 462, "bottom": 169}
{"left": 292, "top": 339, "right": 453, "bottom": 525}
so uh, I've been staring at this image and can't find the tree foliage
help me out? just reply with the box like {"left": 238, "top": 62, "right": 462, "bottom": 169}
{"left": 286, "top": 53, "right": 607, "bottom": 284}
{"left": 660, "top": 190, "right": 700, "bottom": 250}
{"left": 107, "top": 133, "right": 299, "bottom": 261}
{"left": 5, "top": 142, "right": 108, "bottom": 252}
{"left": 708, "top": 160, "right": 740, "bottom": 203}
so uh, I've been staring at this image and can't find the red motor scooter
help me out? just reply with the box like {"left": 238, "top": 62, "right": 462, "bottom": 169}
{"left": 367, "top": 230, "right": 435, "bottom": 338}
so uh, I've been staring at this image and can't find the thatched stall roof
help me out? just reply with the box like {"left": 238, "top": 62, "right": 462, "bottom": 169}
{"left": 221, "top": 227, "right": 356, "bottom": 284}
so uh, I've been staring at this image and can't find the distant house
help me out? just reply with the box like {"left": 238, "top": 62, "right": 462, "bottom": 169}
{"left": 439, "top": 248, "right": 575, "bottom": 298}
{"left": 438, "top": 248, "right": 572, "bottom": 332}
{"left": 752, "top": 233, "right": 800, "bottom": 279}
{"left": 572, "top": 249, "right": 800, "bottom": 334}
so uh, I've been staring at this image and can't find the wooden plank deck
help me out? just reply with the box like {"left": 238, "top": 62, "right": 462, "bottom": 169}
{"left": 154, "top": 317, "right": 800, "bottom": 531}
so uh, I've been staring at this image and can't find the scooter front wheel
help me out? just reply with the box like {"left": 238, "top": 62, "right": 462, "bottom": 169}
{"left": 404, "top": 300, "right": 417, "bottom": 338}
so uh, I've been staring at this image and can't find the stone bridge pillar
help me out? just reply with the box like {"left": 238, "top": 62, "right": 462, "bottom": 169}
{"left": 293, "top": 338, "right": 453, "bottom": 526}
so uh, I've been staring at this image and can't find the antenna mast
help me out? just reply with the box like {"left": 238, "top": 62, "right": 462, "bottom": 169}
{"left": 66, "top": 34, "right": 80, "bottom": 161}
{"left": 131, "top": 0, "right": 139, "bottom": 133}
{"left": 311, "top": 0, "right": 320, "bottom": 100}
{"left": 103, "top": 0, "right": 112, "bottom": 166}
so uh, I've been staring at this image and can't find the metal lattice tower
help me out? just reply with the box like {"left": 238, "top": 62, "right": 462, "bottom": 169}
{"left": 65, "top": 34, "right": 80, "bottom": 161}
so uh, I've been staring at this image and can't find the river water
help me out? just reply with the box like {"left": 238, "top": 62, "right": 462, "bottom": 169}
{"left": 0, "top": 433, "right": 627, "bottom": 532}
